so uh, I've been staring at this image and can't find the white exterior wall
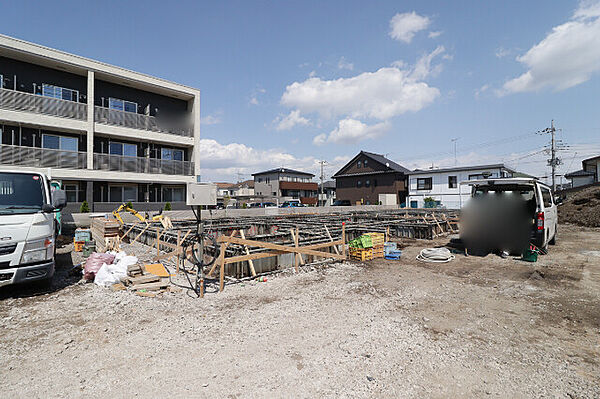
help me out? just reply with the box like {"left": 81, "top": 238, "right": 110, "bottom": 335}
{"left": 407, "top": 167, "right": 506, "bottom": 209}
{"left": 570, "top": 175, "right": 595, "bottom": 188}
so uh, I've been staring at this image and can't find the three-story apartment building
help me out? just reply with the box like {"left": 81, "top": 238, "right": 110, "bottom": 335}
{"left": 0, "top": 34, "right": 200, "bottom": 212}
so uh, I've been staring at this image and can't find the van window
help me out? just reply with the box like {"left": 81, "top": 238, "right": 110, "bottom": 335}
{"left": 541, "top": 187, "right": 552, "bottom": 208}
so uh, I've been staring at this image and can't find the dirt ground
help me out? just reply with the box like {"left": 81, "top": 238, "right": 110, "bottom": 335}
{"left": 559, "top": 185, "right": 600, "bottom": 227}
{"left": 1, "top": 223, "right": 599, "bottom": 398}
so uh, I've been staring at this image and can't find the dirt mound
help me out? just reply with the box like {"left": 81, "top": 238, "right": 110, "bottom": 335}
{"left": 558, "top": 186, "right": 600, "bottom": 227}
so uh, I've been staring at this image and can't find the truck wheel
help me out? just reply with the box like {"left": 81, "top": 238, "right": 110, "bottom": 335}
{"left": 549, "top": 225, "right": 557, "bottom": 245}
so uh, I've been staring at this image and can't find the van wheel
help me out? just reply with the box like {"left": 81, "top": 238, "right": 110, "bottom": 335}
{"left": 549, "top": 225, "right": 557, "bottom": 245}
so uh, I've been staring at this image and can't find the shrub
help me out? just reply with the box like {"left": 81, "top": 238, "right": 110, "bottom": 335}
{"left": 125, "top": 201, "right": 133, "bottom": 209}
{"left": 164, "top": 202, "right": 172, "bottom": 211}
{"left": 79, "top": 200, "right": 90, "bottom": 213}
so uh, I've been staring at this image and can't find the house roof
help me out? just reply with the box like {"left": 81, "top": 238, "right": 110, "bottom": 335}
{"left": 215, "top": 182, "right": 236, "bottom": 189}
{"left": 234, "top": 179, "right": 255, "bottom": 188}
{"left": 319, "top": 180, "right": 336, "bottom": 189}
{"left": 333, "top": 151, "right": 410, "bottom": 177}
{"left": 252, "top": 168, "right": 314, "bottom": 177}
{"left": 565, "top": 169, "right": 595, "bottom": 178}
{"left": 408, "top": 163, "right": 515, "bottom": 175}
{"left": 583, "top": 155, "right": 600, "bottom": 164}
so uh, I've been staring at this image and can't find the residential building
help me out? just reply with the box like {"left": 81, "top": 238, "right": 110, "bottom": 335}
{"left": 252, "top": 168, "right": 318, "bottom": 205}
{"left": 0, "top": 34, "right": 200, "bottom": 213}
{"left": 565, "top": 155, "right": 600, "bottom": 188}
{"left": 215, "top": 180, "right": 256, "bottom": 207}
{"left": 319, "top": 180, "right": 336, "bottom": 206}
{"left": 215, "top": 183, "right": 236, "bottom": 207}
{"left": 406, "top": 164, "right": 515, "bottom": 209}
{"left": 333, "top": 151, "right": 410, "bottom": 206}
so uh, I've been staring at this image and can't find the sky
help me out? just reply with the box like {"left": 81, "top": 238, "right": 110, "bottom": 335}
{"left": 2, "top": 0, "right": 600, "bottom": 185}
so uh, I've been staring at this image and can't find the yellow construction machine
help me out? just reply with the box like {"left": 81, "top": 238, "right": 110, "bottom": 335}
{"left": 112, "top": 204, "right": 172, "bottom": 229}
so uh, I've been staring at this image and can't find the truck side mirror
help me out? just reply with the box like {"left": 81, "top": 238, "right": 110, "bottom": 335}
{"left": 51, "top": 189, "right": 67, "bottom": 210}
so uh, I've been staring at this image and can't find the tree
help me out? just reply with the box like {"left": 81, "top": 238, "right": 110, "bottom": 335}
{"left": 223, "top": 195, "right": 231, "bottom": 208}
{"left": 79, "top": 200, "right": 90, "bottom": 213}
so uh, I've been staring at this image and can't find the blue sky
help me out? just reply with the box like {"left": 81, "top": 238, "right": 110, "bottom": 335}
{"left": 2, "top": 0, "right": 600, "bottom": 184}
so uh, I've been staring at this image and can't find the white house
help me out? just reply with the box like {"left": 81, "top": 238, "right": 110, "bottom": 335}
{"left": 406, "top": 164, "right": 516, "bottom": 209}
{"left": 565, "top": 155, "right": 600, "bottom": 188}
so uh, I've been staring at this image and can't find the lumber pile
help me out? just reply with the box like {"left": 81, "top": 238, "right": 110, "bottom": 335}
{"left": 91, "top": 217, "right": 121, "bottom": 251}
{"left": 122, "top": 263, "right": 169, "bottom": 296}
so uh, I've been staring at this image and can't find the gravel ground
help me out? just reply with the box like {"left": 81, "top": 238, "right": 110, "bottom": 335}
{"left": 1, "top": 224, "right": 599, "bottom": 398}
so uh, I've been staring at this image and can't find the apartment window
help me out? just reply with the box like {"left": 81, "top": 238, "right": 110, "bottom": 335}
{"left": 257, "top": 178, "right": 262, "bottom": 183}
{"left": 357, "top": 180, "right": 362, "bottom": 187}
{"left": 417, "top": 177, "right": 432, "bottom": 190}
{"left": 364, "top": 159, "right": 368, "bottom": 167}
{"left": 109, "top": 97, "right": 138, "bottom": 113}
{"left": 42, "top": 134, "right": 78, "bottom": 152}
{"left": 448, "top": 175, "right": 457, "bottom": 188}
{"left": 109, "top": 185, "right": 137, "bottom": 202}
{"left": 365, "top": 179, "right": 370, "bottom": 187}
{"left": 162, "top": 187, "right": 185, "bottom": 202}
{"left": 64, "top": 183, "right": 79, "bottom": 203}
{"left": 161, "top": 148, "right": 183, "bottom": 161}
{"left": 109, "top": 142, "right": 137, "bottom": 157}
{"left": 42, "top": 84, "right": 79, "bottom": 102}
{"left": 357, "top": 161, "right": 362, "bottom": 168}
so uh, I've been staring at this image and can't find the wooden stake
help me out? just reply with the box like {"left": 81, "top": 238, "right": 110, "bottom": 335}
{"left": 324, "top": 224, "right": 340, "bottom": 255}
{"left": 156, "top": 227, "right": 161, "bottom": 257}
{"left": 341, "top": 223, "right": 346, "bottom": 258}
{"left": 131, "top": 224, "right": 150, "bottom": 245}
{"left": 293, "top": 227, "right": 299, "bottom": 272}
{"left": 219, "top": 242, "right": 226, "bottom": 292}
{"left": 176, "top": 230, "right": 181, "bottom": 274}
{"left": 240, "top": 230, "right": 257, "bottom": 277}
{"left": 208, "top": 230, "right": 237, "bottom": 278}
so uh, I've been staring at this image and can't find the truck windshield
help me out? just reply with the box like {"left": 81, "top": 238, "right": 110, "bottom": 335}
{"left": 0, "top": 173, "right": 46, "bottom": 214}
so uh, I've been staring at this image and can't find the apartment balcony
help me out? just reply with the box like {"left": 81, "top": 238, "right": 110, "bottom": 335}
{"left": 93, "top": 153, "right": 194, "bottom": 176}
{"left": 0, "top": 88, "right": 87, "bottom": 120}
{"left": 94, "top": 106, "right": 193, "bottom": 137}
{"left": 0, "top": 144, "right": 87, "bottom": 169}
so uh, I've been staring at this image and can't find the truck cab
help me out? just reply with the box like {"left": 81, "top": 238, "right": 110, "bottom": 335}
{"left": 0, "top": 171, "right": 67, "bottom": 287}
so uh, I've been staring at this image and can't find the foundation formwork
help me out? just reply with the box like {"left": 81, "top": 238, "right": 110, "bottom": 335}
{"left": 122, "top": 209, "right": 458, "bottom": 278}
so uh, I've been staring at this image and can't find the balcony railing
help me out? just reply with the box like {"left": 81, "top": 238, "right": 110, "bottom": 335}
{"left": 93, "top": 153, "right": 194, "bottom": 176}
{"left": 0, "top": 144, "right": 87, "bottom": 169}
{"left": 94, "top": 106, "right": 193, "bottom": 137}
{"left": 0, "top": 88, "right": 87, "bottom": 120}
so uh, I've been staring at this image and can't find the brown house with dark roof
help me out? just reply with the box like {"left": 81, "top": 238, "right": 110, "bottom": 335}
{"left": 333, "top": 151, "right": 410, "bottom": 206}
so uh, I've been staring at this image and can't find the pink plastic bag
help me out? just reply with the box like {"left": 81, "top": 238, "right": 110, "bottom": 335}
{"left": 84, "top": 253, "right": 115, "bottom": 281}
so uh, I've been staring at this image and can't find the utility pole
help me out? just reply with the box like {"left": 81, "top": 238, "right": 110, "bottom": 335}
{"left": 451, "top": 138, "right": 459, "bottom": 166}
{"left": 318, "top": 160, "right": 327, "bottom": 206}
{"left": 537, "top": 120, "right": 563, "bottom": 192}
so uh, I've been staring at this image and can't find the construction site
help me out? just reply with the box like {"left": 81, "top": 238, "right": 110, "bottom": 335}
{"left": 1, "top": 202, "right": 599, "bottom": 397}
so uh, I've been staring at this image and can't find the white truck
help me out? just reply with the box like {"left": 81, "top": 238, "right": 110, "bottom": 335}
{"left": 0, "top": 170, "right": 67, "bottom": 287}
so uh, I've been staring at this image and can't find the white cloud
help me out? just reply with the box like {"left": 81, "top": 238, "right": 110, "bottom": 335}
{"left": 313, "top": 119, "right": 390, "bottom": 145}
{"left": 410, "top": 45, "right": 446, "bottom": 80}
{"left": 428, "top": 30, "right": 442, "bottom": 38}
{"left": 274, "top": 110, "right": 311, "bottom": 131}
{"left": 499, "top": 1, "right": 600, "bottom": 95}
{"left": 200, "top": 112, "right": 222, "bottom": 125}
{"left": 495, "top": 47, "right": 511, "bottom": 58}
{"left": 198, "top": 138, "right": 351, "bottom": 182}
{"left": 337, "top": 56, "right": 354, "bottom": 71}
{"left": 281, "top": 46, "right": 445, "bottom": 121}
{"left": 389, "top": 11, "right": 431, "bottom": 43}
{"left": 474, "top": 84, "right": 490, "bottom": 99}
{"left": 249, "top": 87, "right": 266, "bottom": 105}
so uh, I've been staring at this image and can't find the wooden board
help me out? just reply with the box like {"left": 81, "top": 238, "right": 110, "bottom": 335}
{"left": 217, "top": 235, "right": 346, "bottom": 260}
{"left": 145, "top": 263, "right": 170, "bottom": 277}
